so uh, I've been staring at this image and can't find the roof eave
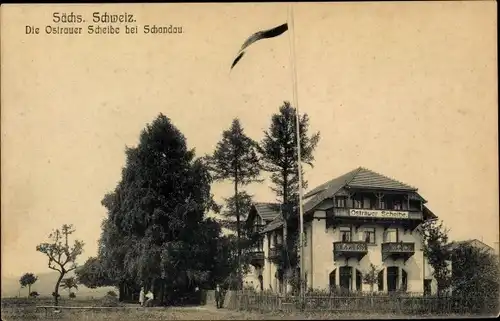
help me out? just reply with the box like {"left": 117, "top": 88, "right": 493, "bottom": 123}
{"left": 346, "top": 185, "right": 418, "bottom": 193}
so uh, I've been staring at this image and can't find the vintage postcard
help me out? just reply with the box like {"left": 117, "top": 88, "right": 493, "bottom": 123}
{"left": 1, "top": 2, "right": 498, "bottom": 320}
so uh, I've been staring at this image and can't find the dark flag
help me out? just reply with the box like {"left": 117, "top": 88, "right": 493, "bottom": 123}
{"left": 230, "top": 23, "right": 288, "bottom": 70}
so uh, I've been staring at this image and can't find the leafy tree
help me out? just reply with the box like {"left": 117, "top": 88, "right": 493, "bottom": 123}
{"left": 36, "top": 224, "right": 84, "bottom": 306}
{"left": 212, "top": 234, "right": 254, "bottom": 290}
{"left": 362, "top": 264, "right": 382, "bottom": 292}
{"left": 60, "top": 276, "right": 79, "bottom": 297}
{"left": 19, "top": 273, "right": 38, "bottom": 297}
{"left": 259, "top": 101, "right": 320, "bottom": 290}
{"left": 450, "top": 243, "right": 500, "bottom": 314}
{"left": 206, "top": 118, "right": 261, "bottom": 288}
{"left": 99, "top": 114, "right": 224, "bottom": 305}
{"left": 217, "top": 191, "right": 254, "bottom": 234}
{"left": 420, "top": 219, "right": 451, "bottom": 296}
{"left": 98, "top": 200, "right": 140, "bottom": 301}
{"left": 75, "top": 257, "right": 113, "bottom": 289}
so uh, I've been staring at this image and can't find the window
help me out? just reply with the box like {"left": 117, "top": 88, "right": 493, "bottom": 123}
{"left": 424, "top": 279, "right": 432, "bottom": 296}
{"left": 393, "top": 200, "right": 402, "bottom": 210}
{"left": 379, "top": 199, "right": 386, "bottom": 209}
{"left": 364, "top": 228, "right": 376, "bottom": 244}
{"left": 384, "top": 228, "right": 398, "bottom": 243}
{"left": 377, "top": 271, "right": 384, "bottom": 291}
{"left": 329, "top": 269, "right": 337, "bottom": 292}
{"left": 339, "top": 266, "right": 352, "bottom": 291}
{"left": 363, "top": 197, "right": 371, "bottom": 209}
{"left": 335, "top": 197, "right": 346, "bottom": 208}
{"left": 401, "top": 270, "right": 408, "bottom": 292}
{"left": 354, "top": 199, "right": 363, "bottom": 209}
{"left": 340, "top": 226, "right": 351, "bottom": 242}
{"left": 409, "top": 200, "right": 421, "bottom": 211}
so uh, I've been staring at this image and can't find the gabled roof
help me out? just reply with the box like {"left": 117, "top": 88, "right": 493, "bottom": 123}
{"left": 423, "top": 206, "right": 437, "bottom": 220}
{"left": 304, "top": 167, "right": 419, "bottom": 214}
{"left": 304, "top": 167, "right": 361, "bottom": 199}
{"left": 260, "top": 215, "right": 284, "bottom": 234}
{"left": 252, "top": 202, "right": 281, "bottom": 222}
{"left": 347, "top": 167, "right": 417, "bottom": 191}
{"left": 447, "top": 239, "right": 496, "bottom": 253}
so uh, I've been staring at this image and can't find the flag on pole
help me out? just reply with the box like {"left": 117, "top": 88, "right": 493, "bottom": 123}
{"left": 230, "top": 23, "right": 288, "bottom": 70}
{"left": 229, "top": 8, "right": 305, "bottom": 298}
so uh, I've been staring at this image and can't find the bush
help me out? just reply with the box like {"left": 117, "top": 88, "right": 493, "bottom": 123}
{"left": 29, "top": 291, "right": 39, "bottom": 298}
{"left": 106, "top": 291, "right": 117, "bottom": 297}
{"left": 97, "top": 294, "right": 123, "bottom": 307}
{"left": 69, "top": 292, "right": 76, "bottom": 299}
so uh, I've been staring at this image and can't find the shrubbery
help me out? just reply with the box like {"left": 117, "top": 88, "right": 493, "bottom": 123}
{"left": 106, "top": 291, "right": 117, "bottom": 297}
{"left": 97, "top": 293, "right": 123, "bottom": 307}
{"left": 29, "top": 291, "right": 39, "bottom": 298}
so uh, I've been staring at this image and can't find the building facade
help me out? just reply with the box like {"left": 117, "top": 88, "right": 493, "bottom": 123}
{"left": 244, "top": 167, "right": 441, "bottom": 294}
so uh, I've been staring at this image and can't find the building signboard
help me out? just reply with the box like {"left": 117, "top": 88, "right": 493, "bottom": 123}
{"left": 349, "top": 209, "right": 409, "bottom": 219}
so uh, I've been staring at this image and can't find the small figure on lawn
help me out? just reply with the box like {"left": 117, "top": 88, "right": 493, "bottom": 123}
{"left": 145, "top": 290, "right": 155, "bottom": 307}
{"left": 215, "top": 284, "right": 222, "bottom": 309}
{"left": 139, "top": 287, "right": 145, "bottom": 307}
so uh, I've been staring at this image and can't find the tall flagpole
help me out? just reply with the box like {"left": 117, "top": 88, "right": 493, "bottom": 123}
{"left": 287, "top": 3, "right": 305, "bottom": 301}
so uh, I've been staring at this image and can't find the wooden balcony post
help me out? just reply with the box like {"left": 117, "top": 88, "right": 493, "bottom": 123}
{"left": 383, "top": 267, "right": 387, "bottom": 293}
{"left": 351, "top": 266, "right": 355, "bottom": 291}
{"left": 398, "top": 266, "right": 402, "bottom": 291}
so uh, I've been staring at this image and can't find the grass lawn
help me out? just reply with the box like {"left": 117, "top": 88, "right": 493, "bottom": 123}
{"left": 0, "top": 297, "right": 482, "bottom": 320}
{"left": 1, "top": 304, "right": 476, "bottom": 320}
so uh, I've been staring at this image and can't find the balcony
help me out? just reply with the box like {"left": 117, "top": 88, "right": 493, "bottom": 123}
{"left": 248, "top": 250, "right": 265, "bottom": 267}
{"left": 268, "top": 247, "right": 280, "bottom": 260}
{"left": 333, "top": 241, "right": 368, "bottom": 261}
{"left": 382, "top": 242, "right": 415, "bottom": 263}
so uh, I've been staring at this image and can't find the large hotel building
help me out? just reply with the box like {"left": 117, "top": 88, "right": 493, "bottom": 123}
{"left": 244, "top": 167, "right": 440, "bottom": 294}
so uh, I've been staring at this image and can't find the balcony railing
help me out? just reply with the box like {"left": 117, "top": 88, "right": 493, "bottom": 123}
{"left": 382, "top": 242, "right": 415, "bottom": 263}
{"left": 333, "top": 241, "right": 368, "bottom": 261}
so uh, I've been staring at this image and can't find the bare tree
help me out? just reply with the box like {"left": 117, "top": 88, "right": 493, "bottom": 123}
{"left": 36, "top": 224, "right": 84, "bottom": 306}
{"left": 362, "top": 264, "right": 382, "bottom": 292}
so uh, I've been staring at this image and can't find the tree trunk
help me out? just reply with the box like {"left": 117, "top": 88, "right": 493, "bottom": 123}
{"left": 235, "top": 173, "right": 242, "bottom": 290}
{"left": 160, "top": 279, "right": 165, "bottom": 305}
{"left": 28, "top": 285, "right": 31, "bottom": 297}
{"left": 282, "top": 170, "right": 288, "bottom": 291}
{"left": 118, "top": 282, "right": 124, "bottom": 302}
{"left": 54, "top": 273, "right": 65, "bottom": 306}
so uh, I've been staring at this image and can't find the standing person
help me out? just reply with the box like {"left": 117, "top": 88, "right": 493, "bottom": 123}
{"left": 139, "top": 287, "right": 145, "bottom": 307}
{"left": 215, "top": 284, "right": 221, "bottom": 309}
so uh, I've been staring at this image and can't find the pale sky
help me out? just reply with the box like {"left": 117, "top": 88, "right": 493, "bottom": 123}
{"left": 1, "top": 2, "right": 498, "bottom": 279}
